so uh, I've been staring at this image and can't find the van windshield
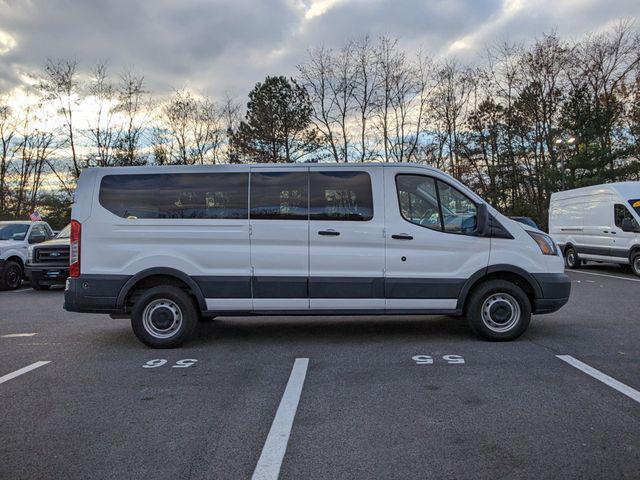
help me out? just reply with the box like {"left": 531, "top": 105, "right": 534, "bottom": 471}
{"left": 629, "top": 199, "right": 640, "bottom": 217}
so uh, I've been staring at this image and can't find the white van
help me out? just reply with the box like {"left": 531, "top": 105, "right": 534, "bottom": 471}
{"left": 549, "top": 182, "right": 640, "bottom": 276}
{"left": 64, "top": 163, "right": 570, "bottom": 348}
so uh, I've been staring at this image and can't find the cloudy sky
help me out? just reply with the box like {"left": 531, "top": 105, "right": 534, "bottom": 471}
{"left": 0, "top": 0, "right": 638, "bottom": 100}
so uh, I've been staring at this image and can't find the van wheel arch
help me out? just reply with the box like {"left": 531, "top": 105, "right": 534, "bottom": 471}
{"left": 117, "top": 268, "right": 206, "bottom": 312}
{"left": 458, "top": 266, "right": 538, "bottom": 313}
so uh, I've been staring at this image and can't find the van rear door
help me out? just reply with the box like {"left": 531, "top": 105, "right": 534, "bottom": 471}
{"left": 308, "top": 168, "right": 385, "bottom": 309}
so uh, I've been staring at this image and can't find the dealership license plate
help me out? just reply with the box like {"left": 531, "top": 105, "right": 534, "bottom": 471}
{"left": 47, "top": 271, "right": 61, "bottom": 277}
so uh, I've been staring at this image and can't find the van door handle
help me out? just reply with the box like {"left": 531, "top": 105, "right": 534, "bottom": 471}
{"left": 318, "top": 230, "right": 340, "bottom": 236}
{"left": 603, "top": 230, "right": 609, "bottom": 234}
{"left": 392, "top": 234, "right": 413, "bottom": 240}
{"left": 611, "top": 231, "right": 617, "bottom": 234}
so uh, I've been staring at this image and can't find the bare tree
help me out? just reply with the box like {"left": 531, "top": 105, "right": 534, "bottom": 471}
{"left": 85, "top": 63, "right": 118, "bottom": 167}
{"left": 352, "top": 35, "right": 380, "bottom": 162}
{"left": 298, "top": 45, "right": 342, "bottom": 162}
{"left": 115, "top": 71, "right": 148, "bottom": 166}
{"left": 430, "top": 60, "right": 474, "bottom": 176}
{"left": 39, "top": 59, "right": 81, "bottom": 177}
{"left": 0, "top": 102, "right": 17, "bottom": 215}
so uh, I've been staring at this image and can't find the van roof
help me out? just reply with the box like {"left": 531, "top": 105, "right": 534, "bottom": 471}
{"left": 83, "top": 162, "right": 444, "bottom": 176}
{"left": 550, "top": 181, "right": 640, "bottom": 201}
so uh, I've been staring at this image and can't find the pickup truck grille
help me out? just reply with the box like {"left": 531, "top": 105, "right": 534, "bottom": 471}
{"left": 35, "top": 246, "right": 70, "bottom": 264}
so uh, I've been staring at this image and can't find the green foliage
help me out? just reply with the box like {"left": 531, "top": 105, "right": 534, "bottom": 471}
{"left": 36, "top": 192, "right": 72, "bottom": 230}
{"left": 232, "top": 76, "right": 319, "bottom": 163}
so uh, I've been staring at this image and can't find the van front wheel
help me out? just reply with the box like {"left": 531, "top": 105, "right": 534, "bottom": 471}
{"left": 466, "top": 280, "right": 531, "bottom": 341}
{"left": 131, "top": 286, "right": 198, "bottom": 348}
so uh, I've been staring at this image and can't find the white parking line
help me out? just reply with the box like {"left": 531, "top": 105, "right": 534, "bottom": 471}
{"left": 252, "top": 358, "right": 309, "bottom": 480}
{"left": 0, "top": 361, "right": 51, "bottom": 385}
{"left": 556, "top": 355, "right": 640, "bottom": 404}
{"left": 568, "top": 270, "right": 640, "bottom": 283}
{"left": 4, "top": 288, "right": 32, "bottom": 293}
{"left": 1, "top": 333, "right": 37, "bottom": 338}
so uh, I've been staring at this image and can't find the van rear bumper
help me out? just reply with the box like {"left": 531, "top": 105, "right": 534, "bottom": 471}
{"left": 64, "top": 275, "right": 130, "bottom": 314}
{"left": 531, "top": 273, "right": 571, "bottom": 314}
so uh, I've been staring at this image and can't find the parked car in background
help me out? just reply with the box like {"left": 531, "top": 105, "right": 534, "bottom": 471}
{"left": 0, "top": 221, "right": 54, "bottom": 290}
{"left": 549, "top": 182, "right": 640, "bottom": 276}
{"left": 65, "top": 163, "right": 570, "bottom": 348}
{"left": 26, "top": 224, "right": 71, "bottom": 290}
{"left": 510, "top": 216, "right": 540, "bottom": 230}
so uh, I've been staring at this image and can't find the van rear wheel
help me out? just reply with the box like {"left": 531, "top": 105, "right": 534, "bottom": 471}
{"left": 131, "top": 286, "right": 198, "bottom": 348}
{"left": 564, "top": 247, "right": 581, "bottom": 269}
{"left": 466, "top": 280, "right": 531, "bottom": 341}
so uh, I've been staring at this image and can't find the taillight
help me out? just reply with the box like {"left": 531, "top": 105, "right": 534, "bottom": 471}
{"left": 70, "top": 220, "right": 81, "bottom": 278}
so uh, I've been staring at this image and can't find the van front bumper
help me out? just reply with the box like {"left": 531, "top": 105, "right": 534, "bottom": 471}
{"left": 531, "top": 273, "right": 571, "bottom": 314}
{"left": 64, "top": 275, "right": 130, "bottom": 314}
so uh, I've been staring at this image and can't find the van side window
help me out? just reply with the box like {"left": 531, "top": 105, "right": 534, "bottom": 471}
{"left": 99, "top": 173, "right": 249, "bottom": 219}
{"left": 396, "top": 175, "right": 478, "bottom": 235}
{"left": 250, "top": 172, "right": 308, "bottom": 220}
{"left": 310, "top": 171, "right": 373, "bottom": 221}
{"left": 615, "top": 204, "right": 639, "bottom": 229}
{"left": 437, "top": 181, "right": 477, "bottom": 234}
{"left": 396, "top": 175, "right": 441, "bottom": 231}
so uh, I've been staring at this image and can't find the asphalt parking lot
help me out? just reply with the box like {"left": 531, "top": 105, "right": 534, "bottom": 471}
{"left": 1, "top": 264, "right": 639, "bottom": 480}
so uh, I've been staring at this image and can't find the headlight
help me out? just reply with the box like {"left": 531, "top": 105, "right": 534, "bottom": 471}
{"left": 28, "top": 245, "right": 36, "bottom": 262}
{"left": 527, "top": 231, "right": 558, "bottom": 256}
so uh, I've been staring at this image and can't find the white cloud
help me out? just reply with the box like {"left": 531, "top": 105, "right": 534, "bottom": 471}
{"left": 0, "top": 0, "right": 636, "bottom": 101}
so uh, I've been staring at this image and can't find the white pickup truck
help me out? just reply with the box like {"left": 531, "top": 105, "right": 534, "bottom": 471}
{"left": 0, "top": 221, "right": 54, "bottom": 290}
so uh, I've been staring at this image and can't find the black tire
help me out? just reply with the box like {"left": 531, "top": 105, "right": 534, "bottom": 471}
{"left": 466, "top": 280, "right": 532, "bottom": 341}
{"left": 130, "top": 285, "right": 199, "bottom": 348}
{"left": 564, "top": 246, "right": 581, "bottom": 269}
{"left": 31, "top": 282, "right": 51, "bottom": 291}
{"left": 631, "top": 253, "right": 640, "bottom": 277}
{"left": 0, "top": 260, "right": 23, "bottom": 290}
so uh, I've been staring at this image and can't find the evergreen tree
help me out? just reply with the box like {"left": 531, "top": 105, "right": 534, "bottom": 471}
{"left": 232, "top": 76, "right": 319, "bottom": 162}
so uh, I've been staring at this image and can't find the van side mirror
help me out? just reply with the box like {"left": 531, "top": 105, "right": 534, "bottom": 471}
{"left": 476, "top": 203, "right": 489, "bottom": 236}
{"left": 621, "top": 218, "right": 640, "bottom": 233}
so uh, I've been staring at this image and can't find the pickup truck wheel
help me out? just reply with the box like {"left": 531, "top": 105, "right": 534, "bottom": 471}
{"left": 131, "top": 286, "right": 198, "bottom": 348}
{"left": 564, "top": 247, "right": 581, "bottom": 269}
{"left": 631, "top": 253, "right": 640, "bottom": 277}
{"left": 31, "top": 282, "right": 51, "bottom": 291}
{"left": 466, "top": 280, "right": 531, "bottom": 341}
{"left": 0, "top": 260, "right": 23, "bottom": 290}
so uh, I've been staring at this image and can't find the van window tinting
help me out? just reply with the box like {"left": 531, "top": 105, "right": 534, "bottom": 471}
{"left": 310, "top": 171, "right": 373, "bottom": 221}
{"left": 99, "top": 173, "right": 249, "bottom": 219}
{"left": 250, "top": 172, "right": 308, "bottom": 220}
